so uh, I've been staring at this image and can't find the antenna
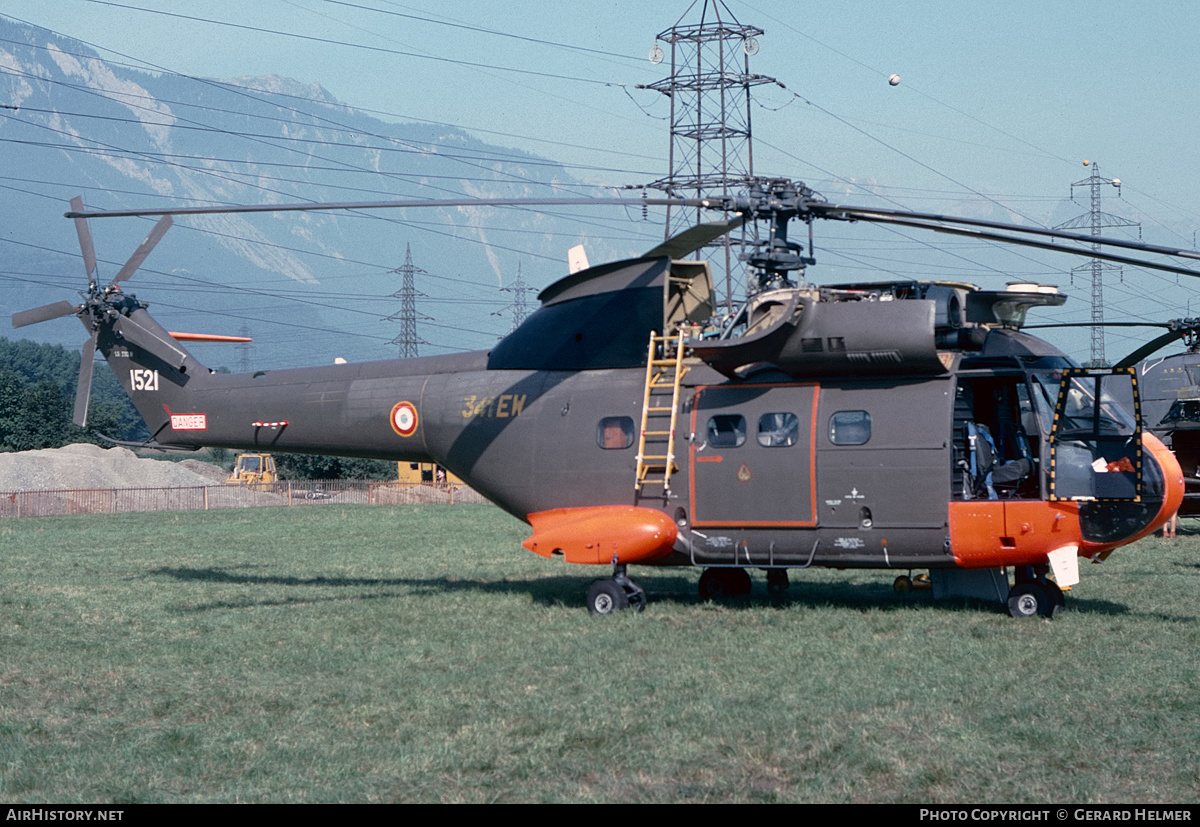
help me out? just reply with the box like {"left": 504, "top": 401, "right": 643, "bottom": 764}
{"left": 1053, "top": 161, "right": 1139, "bottom": 367}
{"left": 638, "top": 0, "right": 775, "bottom": 312}
{"left": 386, "top": 244, "right": 431, "bottom": 358}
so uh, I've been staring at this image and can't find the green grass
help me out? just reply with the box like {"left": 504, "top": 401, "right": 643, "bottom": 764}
{"left": 2, "top": 505, "right": 1199, "bottom": 803}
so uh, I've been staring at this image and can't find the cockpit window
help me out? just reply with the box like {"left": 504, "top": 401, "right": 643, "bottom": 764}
{"left": 1033, "top": 372, "right": 1137, "bottom": 437}
{"left": 1042, "top": 369, "right": 1143, "bottom": 502}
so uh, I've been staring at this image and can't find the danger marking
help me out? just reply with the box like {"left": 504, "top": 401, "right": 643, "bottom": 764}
{"left": 170, "top": 413, "right": 207, "bottom": 431}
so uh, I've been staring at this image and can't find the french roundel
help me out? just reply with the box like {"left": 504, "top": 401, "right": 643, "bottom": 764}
{"left": 390, "top": 401, "right": 418, "bottom": 437}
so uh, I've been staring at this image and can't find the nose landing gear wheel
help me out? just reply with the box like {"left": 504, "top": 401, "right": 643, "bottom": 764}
{"left": 1007, "top": 582, "right": 1060, "bottom": 619}
{"left": 587, "top": 580, "right": 629, "bottom": 615}
{"left": 585, "top": 563, "right": 646, "bottom": 615}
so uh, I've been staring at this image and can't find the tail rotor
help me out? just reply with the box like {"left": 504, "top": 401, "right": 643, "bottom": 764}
{"left": 11, "top": 197, "right": 174, "bottom": 427}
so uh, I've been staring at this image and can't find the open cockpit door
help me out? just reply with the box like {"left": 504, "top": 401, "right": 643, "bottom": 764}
{"left": 1047, "top": 368, "right": 1143, "bottom": 502}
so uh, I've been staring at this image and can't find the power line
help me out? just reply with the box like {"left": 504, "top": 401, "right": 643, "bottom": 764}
{"left": 72, "top": 0, "right": 624, "bottom": 86}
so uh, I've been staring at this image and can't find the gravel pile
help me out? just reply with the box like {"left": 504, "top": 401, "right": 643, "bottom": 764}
{"left": 177, "top": 458, "right": 232, "bottom": 483}
{"left": 0, "top": 444, "right": 226, "bottom": 492}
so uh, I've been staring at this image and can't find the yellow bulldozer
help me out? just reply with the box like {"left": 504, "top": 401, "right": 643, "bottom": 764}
{"left": 225, "top": 453, "right": 278, "bottom": 486}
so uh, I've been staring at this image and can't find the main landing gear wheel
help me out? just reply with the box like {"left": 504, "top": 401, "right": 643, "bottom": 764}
{"left": 698, "top": 567, "right": 752, "bottom": 599}
{"left": 585, "top": 563, "right": 646, "bottom": 615}
{"left": 893, "top": 575, "right": 912, "bottom": 594}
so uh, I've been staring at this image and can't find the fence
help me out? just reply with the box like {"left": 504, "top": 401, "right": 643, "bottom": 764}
{"left": 0, "top": 480, "right": 491, "bottom": 519}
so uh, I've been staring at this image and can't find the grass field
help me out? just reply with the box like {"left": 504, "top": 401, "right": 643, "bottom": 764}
{"left": 1, "top": 504, "right": 1198, "bottom": 803}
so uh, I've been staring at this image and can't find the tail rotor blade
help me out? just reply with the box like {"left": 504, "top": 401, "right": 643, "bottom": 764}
{"left": 74, "top": 331, "right": 97, "bottom": 428}
{"left": 12, "top": 301, "right": 78, "bottom": 328}
{"left": 70, "top": 196, "right": 99, "bottom": 288}
{"left": 111, "top": 215, "right": 173, "bottom": 285}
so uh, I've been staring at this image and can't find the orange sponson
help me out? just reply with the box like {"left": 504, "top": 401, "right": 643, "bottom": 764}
{"left": 523, "top": 505, "right": 678, "bottom": 565}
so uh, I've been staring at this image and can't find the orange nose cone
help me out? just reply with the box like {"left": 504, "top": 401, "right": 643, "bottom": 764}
{"left": 523, "top": 505, "right": 679, "bottom": 565}
{"left": 1079, "top": 431, "right": 1186, "bottom": 562}
{"left": 1147, "top": 431, "right": 1185, "bottom": 531}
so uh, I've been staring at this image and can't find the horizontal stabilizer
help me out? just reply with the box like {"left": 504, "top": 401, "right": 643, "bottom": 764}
{"left": 168, "top": 331, "right": 252, "bottom": 343}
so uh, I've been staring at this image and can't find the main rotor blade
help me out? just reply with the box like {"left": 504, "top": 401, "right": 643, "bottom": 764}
{"left": 70, "top": 196, "right": 99, "bottom": 288}
{"left": 818, "top": 212, "right": 1200, "bottom": 280}
{"left": 110, "top": 214, "right": 173, "bottom": 284}
{"left": 815, "top": 204, "right": 1200, "bottom": 263}
{"left": 1113, "top": 330, "right": 1189, "bottom": 370}
{"left": 112, "top": 314, "right": 189, "bottom": 370}
{"left": 73, "top": 331, "right": 97, "bottom": 428}
{"left": 1024, "top": 321, "right": 1175, "bottom": 330}
{"left": 65, "top": 196, "right": 695, "bottom": 219}
{"left": 12, "top": 301, "right": 78, "bottom": 329}
{"left": 644, "top": 215, "right": 750, "bottom": 259}
{"left": 66, "top": 190, "right": 1200, "bottom": 276}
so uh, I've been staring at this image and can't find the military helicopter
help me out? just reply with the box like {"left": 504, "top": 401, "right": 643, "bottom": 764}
{"left": 13, "top": 178, "right": 1196, "bottom": 618}
{"left": 1121, "top": 320, "right": 1200, "bottom": 516}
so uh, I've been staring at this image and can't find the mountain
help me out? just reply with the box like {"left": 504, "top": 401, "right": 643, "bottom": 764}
{"left": 0, "top": 18, "right": 636, "bottom": 371}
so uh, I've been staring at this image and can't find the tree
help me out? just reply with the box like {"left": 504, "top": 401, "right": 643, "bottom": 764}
{"left": 0, "top": 371, "right": 72, "bottom": 451}
{"left": 0, "top": 338, "right": 148, "bottom": 446}
{"left": 274, "top": 453, "right": 397, "bottom": 480}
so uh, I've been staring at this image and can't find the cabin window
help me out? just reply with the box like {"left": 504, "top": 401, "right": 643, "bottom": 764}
{"left": 830, "top": 411, "right": 871, "bottom": 445}
{"left": 757, "top": 413, "right": 799, "bottom": 447}
{"left": 597, "top": 416, "right": 634, "bottom": 449}
{"left": 707, "top": 414, "right": 747, "bottom": 448}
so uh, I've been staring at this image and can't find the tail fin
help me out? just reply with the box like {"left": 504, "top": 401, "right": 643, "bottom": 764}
{"left": 94, "top": 305, "right": 217, "bottom": 441}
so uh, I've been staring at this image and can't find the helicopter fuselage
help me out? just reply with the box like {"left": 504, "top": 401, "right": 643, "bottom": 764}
{"left": 94, "top": 265, "right": 1182, "bottom": 587}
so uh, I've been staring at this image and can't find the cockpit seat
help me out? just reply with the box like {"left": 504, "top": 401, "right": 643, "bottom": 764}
{"left": 966, "top": 421, "right": 1032, "bottom": 499}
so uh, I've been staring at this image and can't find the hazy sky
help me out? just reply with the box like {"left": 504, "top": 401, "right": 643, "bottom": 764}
{"left": 5, "top": 1, "right": 1195, "bottom": 206}
{"left": 4, "top": 0, "right": 1199, "bottom": 358}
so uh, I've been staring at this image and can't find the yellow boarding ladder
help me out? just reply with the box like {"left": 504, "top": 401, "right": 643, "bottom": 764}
{"left": 635, "top": 330, "right": 688, "bottom": 497}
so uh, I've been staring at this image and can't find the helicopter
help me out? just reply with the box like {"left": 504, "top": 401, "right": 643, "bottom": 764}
{"left": 13, "top": 178, "right": 1195, "bottom": 618}
{"left": 1121, "top": 320, "right": 1200, "bottom": 517}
